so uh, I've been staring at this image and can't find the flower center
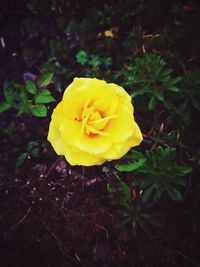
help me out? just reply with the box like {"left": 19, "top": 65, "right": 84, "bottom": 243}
{"left": 80, "top": 100, "right": 116, "bottom": 137}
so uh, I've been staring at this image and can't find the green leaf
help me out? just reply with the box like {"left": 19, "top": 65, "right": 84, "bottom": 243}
{"left": 25, "top": 80, "right": 37, "bottom": 94}
{"left": 26, "top": 141, "right": 39, "bottom": 152}
{"left": 178, "top": 166, "right": 193, "bottom": 175}
{"left": 148, "top": 96, "right": 156, "bottom": 110}
{"left": 34, "top": 93, "right": 55, "bottom": 104}
{"left": 141, "top": 176, "right": 155, "bottom": 188}
{"left": 154, "top": 90, "right": 164, "bottom": 101}
{"left": 165, "top": 184, "right": 182, "bottom": 201}
{"left": 18, "top": 91, "right": 29, "bottom": 112}
{"left": 89, "top": 55, "right": 101, "bottom": 67}
{"left": 168, "top": 86, "right": 179, "bottom": 92}
{"left": 37, "top": 72, "right": 54, "bottom": 87}
{"left": 39, "top": 89, "right": 51, "bottom": 95}
{"left": 3, "top": 82, "right": 14, "bottom": 104}
{"left": 172, "top": 76, "right": 182, "bottom": 84}
{"left": 16, "top": 153, "right": 27, "bottom": 167}
{"left": 142, "top": 186, "right": 154, "bottom": 202}
{"left": 115, "top": 159, "right": 146, "bottom": 172}
{"left": 0, "top": 102, "right": 11, "bottom": 113}
{"left": 172, "top": 177, "right": 187, "bottom": 187}
{"left": 191, "top": 97, "right": 200, "bottom": 112}
{"left": 30, "top": 105, "right": 47, "bottom": 117}
{"left": 30, "top": 147, "right": 39, "bottom": 157}
{"left": 76, "top": 50, "right": 88, "bottom": 65}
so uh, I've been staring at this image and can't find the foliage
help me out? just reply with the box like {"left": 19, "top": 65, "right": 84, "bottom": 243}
{"left": 121, "top": 53, "right": 182, "bottom": 110}
{"left": 76, "top": 50, "right": 112, "bottom": 78}
{"left": 1, "top": 0, "right": 200, "bottom": 266}
{"left": 115, "top": 148, "right": 192, "bottom": 202}
{"left": 16, "top": 141, "right": 40, "bottom": 167}
{"left": 107, "top": 173, "right": 131, "bottom": 205}
{"left": 0, "top": 72, "right": 55, "bottom": 117}
{"left": 116, "top": 201, "right": 161, "bottom": 237}
{"left": 181, "top": 70, "right": 200, "bottom": 112}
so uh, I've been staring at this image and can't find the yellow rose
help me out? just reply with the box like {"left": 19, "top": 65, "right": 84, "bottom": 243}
{"left": 47, "top": 77, "right": 143, "bottom": 166}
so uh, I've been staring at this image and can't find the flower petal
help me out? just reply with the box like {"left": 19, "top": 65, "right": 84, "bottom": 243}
{"left": 64, "top": 146, "right": 105, "bottom": 166}
{"left": 60, "top": 120, "right": 82, "bottom": 145}
{"left": 47, "top": 122, "right": 66, "bottom": 155}
{"left": 105, "top": 105, "right": 135, "bottom": 143}
{"left": 75, "top": 134, "right": 112, "bottom": 155}
{"left": 127, "top": 120, "right": 143, "bottom": 146}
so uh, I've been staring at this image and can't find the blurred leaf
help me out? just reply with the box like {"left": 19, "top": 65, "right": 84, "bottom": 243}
{"left": 38, "top": 72, "right": 54, "bottom": 87}
{"left": 25, "top": 80, "right": 37, "bottom": 94}
{"left": 26, "top": 141, "right": 39, "bottom": 152}
{"left": 30, "top": 105, "right": 47, "bottom": 117}
{"left": 76, "top": 50, "right": 88, "bottom": 65}
{"left": 154, "top": 90, "right": 164, "bottom": 101}
{"left": 30, "top": 147, "right": 39, "bottom": 157}
{"left": 3, "top": 82, "right": 13, "bottom": 104}
{"left": 191, "top": 97, "right": 200, "bottom": 112}
{"left": 39, "top": 89, "right": 51, "bottom": 95}
{"left": 35, "top": 93, "right": 55, "bottom": 104}
{"left": 0, "top": 102, "right": 11, "bottom": 113}
{"left": 16, "top": 153, "right": 27, "bottom": 167}
{"left": 115, "top": 159, "right": 146, "bottom": 172}
{"left": 148, "top": 96, "right": 156, "bottom": 110}
{"left": 142, "top": 186, "right": 154, "bottom": 202}
{"left": 89, "top": 55, "right": 101, "bottom": 67}
{"left": 165, "top": 184, "right": 182, "bottom": 201}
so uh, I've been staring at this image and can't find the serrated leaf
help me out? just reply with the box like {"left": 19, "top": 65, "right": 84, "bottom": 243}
{"left": 34, "top": 93, "right": 55, "bottom": 104}
{"left": 30, "top": 105, "right": 47, "bottom": 117}
{"left": 25, "top": 80, "right": 37, "bottom": 94}
{"left": 115, "top": 159, "right": 146, "bottom": 172}
{"left": 89, "top": 55, "right": 101, "bottom": 67}
{"left": 76, "top": 50, "right": 88, "bottom": 65}
{"left": 0, "top": 102, "right": 11, "bottom": 113}
{"left": 37, "top": 72, "right": 53, "bottom": 87}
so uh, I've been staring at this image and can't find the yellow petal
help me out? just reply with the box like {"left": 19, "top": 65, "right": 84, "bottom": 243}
{"left": 88, "top": 115, "right": 117, "bottom": 131}
{"left": 99, "top": 122, "right": 143, "bottom": 160}
{"left": 60, "top": 120, "right": 82, "bottom": 145}
{"left": 62, "top": 92, "right": 87, "bottom": 120}
{"left": 63, "top": 77, "right": 92, "bottom": 94}
{"left": 127, "top": 120, "right": 143, "bottom": 146}
{"left": 64, "top": 146, "right": 105, "bottom": 166}
{"left": 51, "top": 101, "right": 67, "bottom": 129}
{"left": 85, "top": 125, "right": 111, "bottom": 136}
{"left": 75, "top": 134, "right": 112, "bottom": 155}
{"left": 47, "top": 122, "right": 66, "bottom": 155}
{"left": 108, "top": 83, "right": 134, "bottom": 114}
{"left": 105, "top": 105, "right": 134, "bottom": 143}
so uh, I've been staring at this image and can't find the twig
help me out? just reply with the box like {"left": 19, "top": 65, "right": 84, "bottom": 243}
{"left": 44, "top": 158, "right": 60, "bottom": 178}
{"left": 12, "top": 207, "right": 31, "bottom": 228}
{"left": 175, "top": 250, "right": 200, "bottom": 266}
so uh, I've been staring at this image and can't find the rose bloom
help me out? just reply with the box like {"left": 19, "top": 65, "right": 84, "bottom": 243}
{"left": 47, "top": 78, "right": 143, "bottom": 166}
